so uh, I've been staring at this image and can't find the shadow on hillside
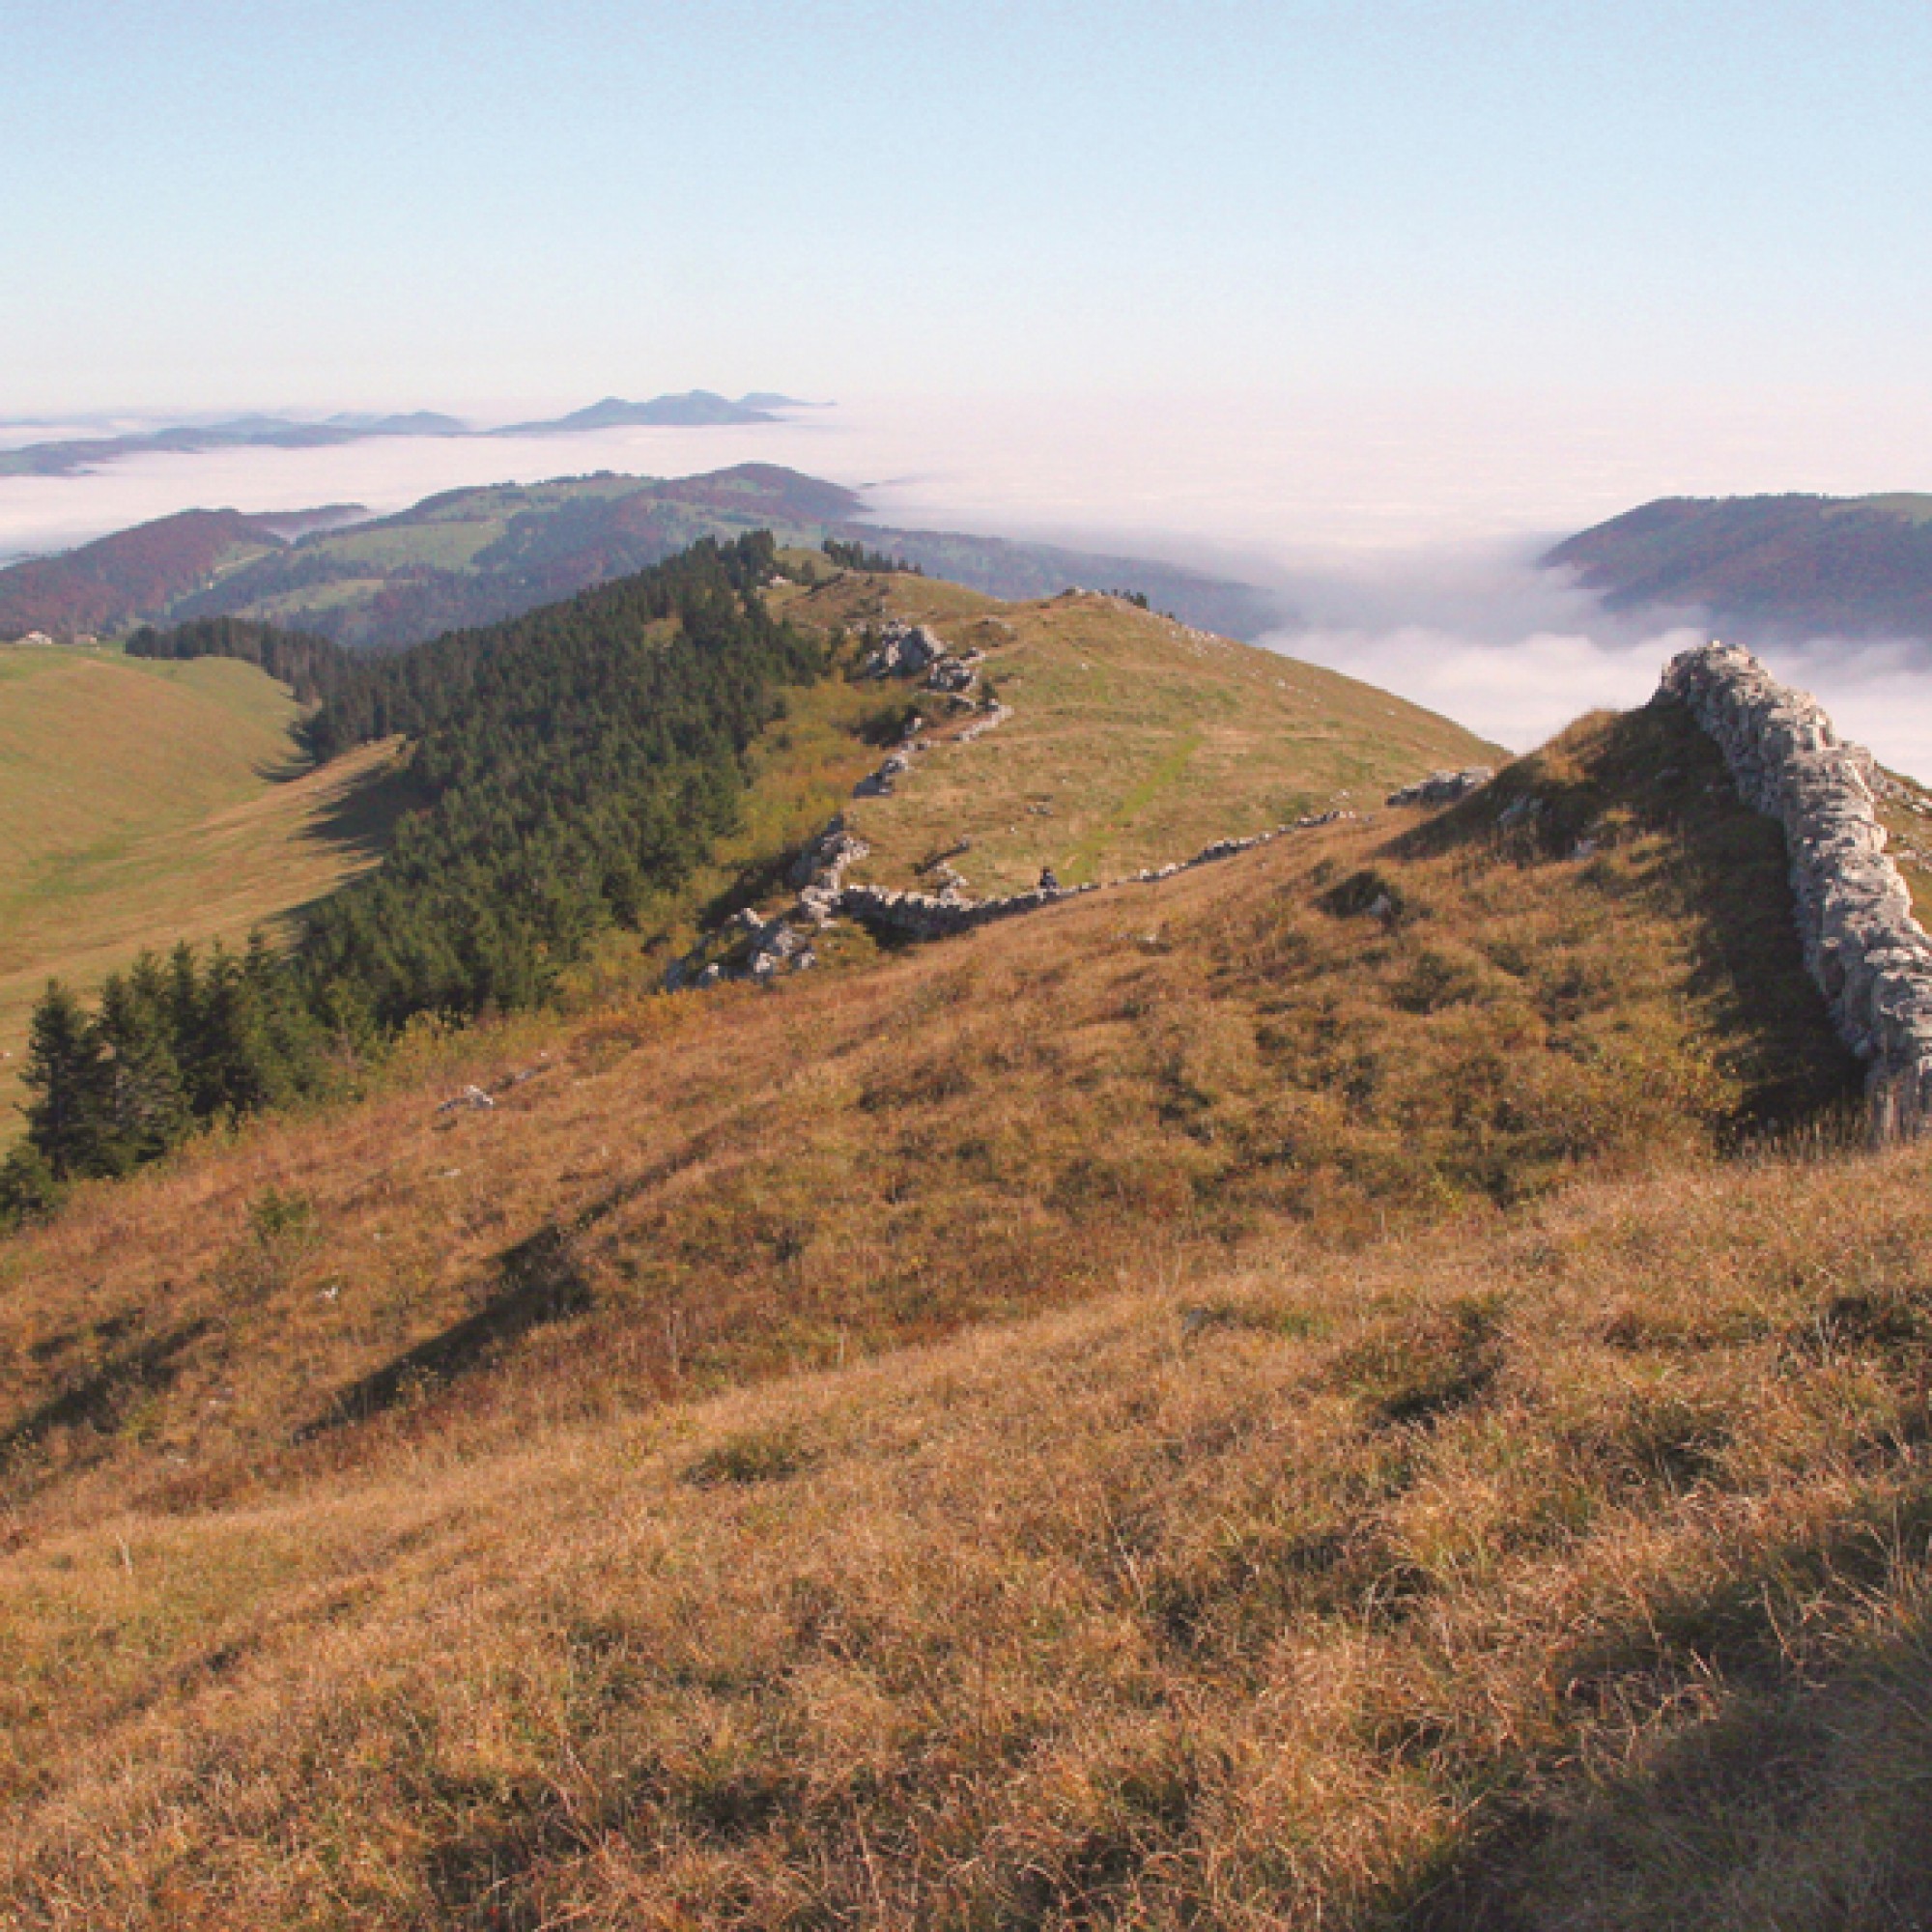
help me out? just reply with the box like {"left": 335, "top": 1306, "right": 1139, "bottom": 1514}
{"left": 299, "top": 750, "right": 425, "bottom": 866}
{"left": 0, "top": 1317, "right": 213, "bottom": 1464}
{"left": 252, "top": 753, "right": 318, "bottom": 784}
{"left": 1391, "top": 1555, "right": 1932, "bottom": 1928}
{"left": 1388, "top": 699, "right": 1864, "bottom": 1136}
{"left": 296, "top": 1226, "right": 589, "bottom": 1440}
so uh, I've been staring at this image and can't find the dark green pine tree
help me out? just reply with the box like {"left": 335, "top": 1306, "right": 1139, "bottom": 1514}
{"left": 21, "top": 980, "right": 110, "bottom": 1179}
{"left": 190, "top": 936, "right": 323, "bottom": 1121}
{"left": 195, "top": 943, "right": 283, "bottom": 1120}
{"left": 93, "top": 958, "right": 190, "bottom": 1172}
{"left": 164, "top": 940, "right": 214, "bottom": 1117}
{"left": 0, "top": 1138, "right": 62, "bottom": 1229}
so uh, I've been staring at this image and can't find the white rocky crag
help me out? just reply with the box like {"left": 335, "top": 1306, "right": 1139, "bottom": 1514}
{"left": 1659, "top": 640, "right": 1932, "bottom": 1137}
{"left": 858, "top": 619, "right": 984, "bottom": 694}
{"left": 859, "top": 620, "right": 946, "bottom": 679}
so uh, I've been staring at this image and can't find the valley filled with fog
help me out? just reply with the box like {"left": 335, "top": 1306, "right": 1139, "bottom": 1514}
{"left": 8, "top": 385, "right": 1932, "bottom": 771}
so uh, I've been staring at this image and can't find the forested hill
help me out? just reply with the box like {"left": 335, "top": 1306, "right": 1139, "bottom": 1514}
{"left": 149, "top": 531, "right": 817, "bottom": 1020}
{"left": 1546, "top": 492, "right": 1932, "bottom": 639}
{"left": 0, "top": 507, "right": 301, "bottom": 639}
{"left": 6, "top": 534, "right": 820, "bottom": 1207}
{"left": 0, "top": 464, "right": 1282, "bottom": 648}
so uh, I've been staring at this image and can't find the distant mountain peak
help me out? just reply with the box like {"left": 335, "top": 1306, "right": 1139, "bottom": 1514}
{"left": 497, "top": 392, "right": 781, "bottom": 435}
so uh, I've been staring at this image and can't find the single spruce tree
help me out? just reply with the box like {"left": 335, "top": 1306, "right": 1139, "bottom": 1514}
{"left": 21, "top": 980, "right": 110, "bottom": 1179}
{"left": 164, "top": 940, "right": 213, "bottom": 1116}
{"left": 94, "top": 962, "right": 190, "bottom": 1171}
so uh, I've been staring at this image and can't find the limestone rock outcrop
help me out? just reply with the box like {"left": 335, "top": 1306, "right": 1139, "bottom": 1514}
{"left": 1659, "top": 640, "right": 1932, "bottom": 1136}
{"left": 859, "top": 620, "right": 947, "bottom": 679}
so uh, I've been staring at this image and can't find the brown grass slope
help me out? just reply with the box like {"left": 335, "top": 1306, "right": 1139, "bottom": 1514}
{"left": 6, "top": 1141, "right": 1930, "bottom": 1929}
{"left": 0, "top": 700, "right": 1855, "bottom": 1536}
{"left": 8, "top": 678, "right": 1920, "bottom": 1926}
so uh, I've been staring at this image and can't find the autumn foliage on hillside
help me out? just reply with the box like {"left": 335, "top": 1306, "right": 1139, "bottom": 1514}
{"left": 0, "top": 509, "right": 283, "bottom": 639}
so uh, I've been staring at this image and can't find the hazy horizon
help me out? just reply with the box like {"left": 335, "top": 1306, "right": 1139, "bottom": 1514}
{"left": 8, "top": 384, "right": 1932, "bottom": 771}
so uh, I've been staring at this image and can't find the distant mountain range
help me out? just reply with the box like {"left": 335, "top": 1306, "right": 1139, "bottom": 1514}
{"left": 0, "top": 392, "right": 806, "bottom": 478}
{"left": 0, "top": 464, "right": 1284, "bottom": 648}
{"left": 1546, "top": 493, "right": 1932, "bottom": 641}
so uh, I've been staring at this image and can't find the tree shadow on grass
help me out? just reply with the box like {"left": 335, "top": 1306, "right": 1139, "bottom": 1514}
{"left": 296, "top": 1226, "right": 590, "bottom": 1440}
{"left": 299, "top": 748, "right": 426, "bottom": 867}
{"left": 0, "top": 1317, "right": 213, "bottom": 1464}
{"left": 1388, "top": 699, "right": 1865, "bottom": 1137}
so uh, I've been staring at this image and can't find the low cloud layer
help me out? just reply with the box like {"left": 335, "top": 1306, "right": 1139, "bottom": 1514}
{"left": 1237, "top": 544, "right": 1932, "bottom": 778}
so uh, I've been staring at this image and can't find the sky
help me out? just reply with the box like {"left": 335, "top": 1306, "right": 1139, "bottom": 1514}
{"left": 8, "top": 1, "right": 1932, "bottom": 767}
{"left": 7, "top": 0, "right": 1932, "bottom": 412}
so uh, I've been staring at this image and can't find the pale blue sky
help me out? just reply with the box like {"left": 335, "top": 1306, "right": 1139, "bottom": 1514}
{"left": 4, "top": 0, "right": 1930, "bottom": 413}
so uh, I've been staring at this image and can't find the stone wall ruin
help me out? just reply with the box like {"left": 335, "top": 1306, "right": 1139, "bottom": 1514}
{"left": 1659, "top": 640, "right": 1932, "bottom": 1138}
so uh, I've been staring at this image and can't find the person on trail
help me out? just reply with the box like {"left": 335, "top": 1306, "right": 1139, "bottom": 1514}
{"left": 1038, "top": 866, "right": 1061, "bottom": 893}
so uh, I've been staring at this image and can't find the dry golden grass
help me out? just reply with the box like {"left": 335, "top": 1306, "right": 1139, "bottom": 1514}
{"left": 0, "top": 701, "right": 1852, "bottom": 1531}
{"left": 3, "top": 686, "right": 1909, "bottom": 1927}
{"left": 3, "top": 1134, "right": 1929, "bottom": 1927}
{"left": 771, "top": 575, "right": 1502, "bottom": 895}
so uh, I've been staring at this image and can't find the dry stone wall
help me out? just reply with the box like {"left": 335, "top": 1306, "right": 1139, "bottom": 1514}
{"left": 817, "top": 812, "right": 1356, "bottom": 943}
{"left": 667, "top": 608, "right": 1476, "bottom": 991}
{"left": 1386, "top": 767, "right": 1493, "bottom": 808}
{"left": 1659, "top": 640, "right": 1932, "bottom": 1136}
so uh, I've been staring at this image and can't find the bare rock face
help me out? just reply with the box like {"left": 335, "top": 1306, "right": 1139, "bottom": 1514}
{"left": 1386, "top": 768, "right": 1493, "bottom": 808}
{"left": 1659, "top": 640, "right": 1932, "bottom": 1136}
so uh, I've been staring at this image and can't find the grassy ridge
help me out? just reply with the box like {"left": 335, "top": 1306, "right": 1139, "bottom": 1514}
{"left": 772, "top": 576, "right": 1505, "bottom": 894}
{"left": 0, "top": 696, "right": 1917, "bottom": 1918}
{"left": 0, "top": 701, "right": 1854, "bottom": 1531}
{"left": 2, "top": 582, "right": 1912, "bottom": 1924}
{"left": 0, "top": 644, "right": 409, "bottom": 1122}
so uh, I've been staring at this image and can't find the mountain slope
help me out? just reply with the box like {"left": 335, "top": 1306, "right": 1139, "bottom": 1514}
{"left": 0, "top": 641, "right": 408, "bottom": 1119}
{"left": 0, "top": 691, "right": 1855, "bottom": 1526}
{"left": 0, "top": 466, "right": 1283, "bottom": 648}
{"left": 775, "top": 572, "right": 1501, "bottom": 893}
{"left": 1546, "top": 492, "right": 1932, "bottom": 639}
{"left": 0, "top": 687, "right": 1900, "bottom": 1928}
{"left": 7, "top": 1140, "right": 1926, "bottom": 1929}
{"left": 0, "top": 508, "right": 302, "bottom": 638}
{"left": 3, "top": 542, "right": 1910, "bottom": 1927}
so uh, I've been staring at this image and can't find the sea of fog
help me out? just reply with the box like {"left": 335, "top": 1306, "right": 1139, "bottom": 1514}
{"left": 7, "top": 387, "right": 1932, "bottom": 775}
